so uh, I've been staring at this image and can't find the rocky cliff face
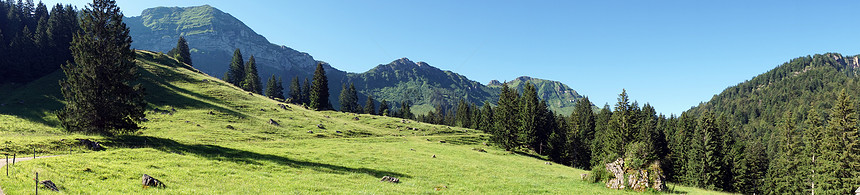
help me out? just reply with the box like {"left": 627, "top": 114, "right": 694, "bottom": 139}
{"left": 126, "top": 5, "right": 319, "bottom": 77}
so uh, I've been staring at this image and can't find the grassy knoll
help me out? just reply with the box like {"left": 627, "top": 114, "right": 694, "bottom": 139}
{"left": 0, "top": 51, "right": 728, "bottom": 194}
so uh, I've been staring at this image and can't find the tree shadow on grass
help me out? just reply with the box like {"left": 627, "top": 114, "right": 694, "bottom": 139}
{"left": 102, "top": 135, "right": 410, "bottom": 179}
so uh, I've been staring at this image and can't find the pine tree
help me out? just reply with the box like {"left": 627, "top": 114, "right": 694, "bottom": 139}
{"left": 569, "top": 97, "right": 595, "bottom": 168}
{"left": 478, "top": 101, "right": 494, "bottom": 132}
{"left": 493, "top": 83, "right": 520, "bottom": 150}
{"left": 519, "top": 82, "right": 540, "bottom": 150}
{"left": 264, "top": 74, "right": 284, "bottom": 99}
{"left": 379, "top": 100, "right": 390, "bottom": 116}
{"left": 224, "top": 49, "right": 244, "bottom": 87}
{"left": 591, "top": 104, "right": 612, "bottom": 167}
{"left": 698, "top": 111, "right": 723, "bottom": 190}
{"left": 733, "top": 137, "right": 767, "bottom": 194}
{"left": 364, "top": 95, "right": 376, "bottom": 115}
{"left": 765, "top": 110, "right": 804, "bottom": 194}
{"left": 57, "top": 0, "right": 145, "bottom": 135}
{"left": 338, "top": 83, "right": 358, "bottom": 113}
{"left": 456, "top": 98, "right": 472, "bottom": 128}
{"left": 399, "top": 100, "right": 413, "bottom": 119}
{"left": 167, "top": 36, "right": 191, "bottom": 66}
{"left": 275, "top": 77, "right": 285, "bottom": 99}
{"left": 240, "top": 55, "right": 261, "bottom": 93}
{"left": 288, "top": 76, "right": 301, "bottom": 103}
{"left": 309, "top": 62, "right": 330, "bottom": 110}
{"left": 606, "top": 89, "right": 634, "bottom": 157}
{"left": 802, "top": 108, "right": 824, "bottom": 195}
{"left": 301, "top": 78, "right": 311, "bottom": 105}
{"left": 818, "top": 89, "right": 860, "bottom": 194}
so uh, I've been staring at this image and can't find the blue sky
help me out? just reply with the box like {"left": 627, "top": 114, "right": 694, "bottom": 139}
{"left": 41, "top": 0, "right": 860, "bottom": 115}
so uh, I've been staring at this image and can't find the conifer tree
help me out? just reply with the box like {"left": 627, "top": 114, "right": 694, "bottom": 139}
{"left": 338, "top": 83, "right": 359, "bottom": 112}
{"left": 379, "top": 100, "right": 390, "bottom": 116}
{"left": 167, "top": 36, "right": 191, "bottom": 66}
{"left": 240, "top": 55, "right": 261, "bottom": 93}
{"left": 818, "top": 89, "right": 860, "bottom": 194}
{"left": 697, "top": 111, "right": 724, "bottom": 190}
{"left": 591, "top": 104, "right": 612, "bottom": 166}
{"left": 264, "top": 74, "right": 284, "bottom": 99}
{"left": 519, "top": 82, "right": 540, "bottom": 150}
{"left": 493, "top": 83, "right": 520, "bottom": 150}
{"left": 765, "top": 110, "right": 803, "bottom": 194}
{"left": 364, "top": 95, "right": 376, "bottom": 115}
{"left": 224, "top": 49, "right": 244, "bottom": 87}
{"left": 456, "top": 98, "right": 472, "bottom": 128}
{"left": 309, "top": 62, "right": 330, "bottom": 110}
{"left": 399, "top": 100, "right": 413, "bottom": 119}
{"left": 301, "top": 78, "right": 311, "bottom": 104}
{"left": 478, "top": 101, "right": 494, "bottom": 131}
{"left": 57, "top": 0, "right": 145, "bottom": 135}
{"left": 569, "top": 97, "right": 595, "bottom": 168}
{"left": 802, "top": 108, "right": 824, "bottom": 195}
{"left": 288, "top": 76, "right": 301, "bottom": 103}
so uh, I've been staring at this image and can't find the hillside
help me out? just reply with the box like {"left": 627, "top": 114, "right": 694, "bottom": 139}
{"left": 686, "top": 53, "right": 860, "bottom": 137}
{"left": 124, "top": 5, "right": 583, "bottom": 115}
{"left": 0, "top": 50, "right": 722, "bottom": 194}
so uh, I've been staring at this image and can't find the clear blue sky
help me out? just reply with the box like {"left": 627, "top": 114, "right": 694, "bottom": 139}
{"left": 41, "top": 0, "right": 860, "bottom": 115}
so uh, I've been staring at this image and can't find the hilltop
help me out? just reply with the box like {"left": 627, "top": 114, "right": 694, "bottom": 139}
{"left": 0, "top": 50, "right": 721, "bottom": 194}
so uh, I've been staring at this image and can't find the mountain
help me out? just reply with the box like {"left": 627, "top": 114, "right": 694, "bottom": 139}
{"left": 342, "top": 58, "right": 498, "bottom": 113}
{"left": 488, "top": 76, "right": 584, "bottom": 114}
{"left": 125, "top": 5, "right": 321, "bottom": 79}
{"left": 124, "top": 5, "right": 583, "bottom": 115}
{"left": 685, "top": 52, "right": 860, "bottom": 138}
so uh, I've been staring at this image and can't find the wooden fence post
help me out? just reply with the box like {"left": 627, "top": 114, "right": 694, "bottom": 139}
{"left": 35, "top": 172, "right": 39, "bottom": 195}
{"left": 5, "top": 154, "right": 8, "bottom": 177}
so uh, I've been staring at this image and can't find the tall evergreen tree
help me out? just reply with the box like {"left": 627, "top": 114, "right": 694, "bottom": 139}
{"left": 765, "top": 110, "right": 804, "bottom": 194}
{"left": 364, "top": 95, "right": 376, "bottom": 115}
{"left": 818, "top": 89, "right": 860, "bottom": 194}
{"left": 519, "top": 82, "right": 541, "bottom": 150}
{"left": 309, "top": 62, "right": 330, "bottom": 110}
{"left": 591, "top": 104, "right": 613, "bottom": 166}
{"left": 569, "top": 97, "right": 595, "bottom": 168}
{"left": 57, "top": 0, "right": 145, "bottom": 135}
{"left": 697, "top": 111, "right": 724, "bottom": 190}
{"left": 240, "top": 55, "right": 261, "bottom": 93}
{"left": 167, "top": 36, "right": 191, "bottom": 66}
{"left": 288, "top": 76, "right": 301, "bottom": 103}
{"left": 493, "top": 83, "right": 520, "bottom": 150}
{"left": 802, "top": 108, "right": 824, "bottom": 195}
{"left": 224, "top": 48, "right": 244, "bottom": 87}
{"left": 398, "top": 100, "right": 413, "bottom": 119}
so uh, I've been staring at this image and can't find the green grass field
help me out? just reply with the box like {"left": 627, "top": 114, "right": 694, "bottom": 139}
{"left": 0, "top": 51, "right": 729, "bottom": 194}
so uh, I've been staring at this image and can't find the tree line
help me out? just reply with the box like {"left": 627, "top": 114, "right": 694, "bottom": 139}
{"left": 0, "top": 0, "right": 79, "bottom": 83}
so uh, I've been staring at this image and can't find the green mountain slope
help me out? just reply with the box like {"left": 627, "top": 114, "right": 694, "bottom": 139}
{"left": 686, "top": 53, "right": 860, "bottom": 133}
{"left": 125, "top": 5, "right": 584, "bottom": 115}
{"left": 0, "top": 50, "right": 723, "bottom": 194}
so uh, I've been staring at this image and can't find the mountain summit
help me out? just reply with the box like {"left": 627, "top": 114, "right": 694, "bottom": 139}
{"left": 126, "top": 5, "right": 319, "bottom": 76}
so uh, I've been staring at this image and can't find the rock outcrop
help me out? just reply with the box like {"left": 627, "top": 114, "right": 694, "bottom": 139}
{"left": 605, "top": 158, "right": 666, "bottom": 192}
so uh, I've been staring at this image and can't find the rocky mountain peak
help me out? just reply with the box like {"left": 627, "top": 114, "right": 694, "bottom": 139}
{"left": 488, "top": 80, "right": 503, "bottom": 86}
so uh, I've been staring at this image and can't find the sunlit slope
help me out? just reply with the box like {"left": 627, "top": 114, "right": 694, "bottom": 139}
{"left": 0, "top": 51, "right": 725, "bottom": 194}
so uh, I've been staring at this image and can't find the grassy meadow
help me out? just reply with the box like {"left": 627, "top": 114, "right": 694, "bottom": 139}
{"left": 0, "top": 51, "right": 728, "bottom": 194}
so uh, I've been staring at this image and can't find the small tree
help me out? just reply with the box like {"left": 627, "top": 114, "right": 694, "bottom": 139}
{"left": 241, "top": 55, "right": 261, "bottom": 93}
{"left": 379, "top": 100, "right": 390, "bottom": 116}
{"left": 289, "top": 76, "right": 301, "bottom": 103}
{"left": 365, "top": 95, "right": 376, "bottom": 115}
{"left": 265, "top": 74, "right": 284, "bottom": 100}
{"left": 224, "top": 49, "right": 244, "bottom": 87}
{"left": 167, "top": 36, "right": 191, "bottom": 66}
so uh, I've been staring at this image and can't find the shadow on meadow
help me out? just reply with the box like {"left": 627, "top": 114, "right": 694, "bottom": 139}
{"left": 102, "top": 135, "right": 410, "bottom": 179}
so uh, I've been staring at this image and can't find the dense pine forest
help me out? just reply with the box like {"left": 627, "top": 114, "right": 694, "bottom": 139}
{"left": 0, "top": 0, "right": 78, "bottom": 84}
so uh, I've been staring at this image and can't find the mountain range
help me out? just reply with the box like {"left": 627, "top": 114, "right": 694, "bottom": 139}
{"left": 125, "top": 5, "right": 584, "bottom": 114}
